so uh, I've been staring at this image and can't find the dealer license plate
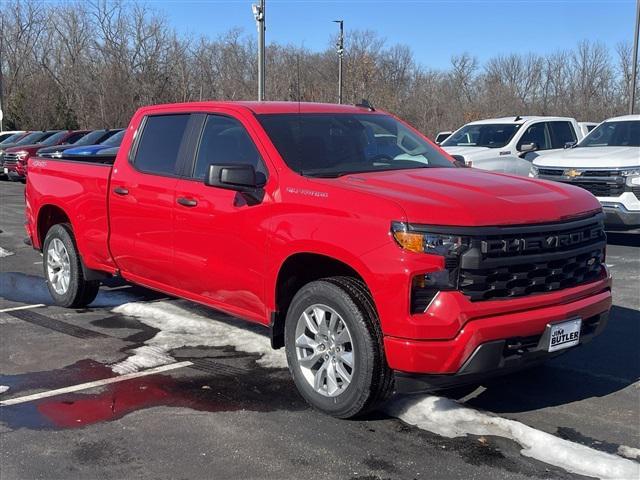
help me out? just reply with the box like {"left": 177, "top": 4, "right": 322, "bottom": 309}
{"left": 548, "top": 318, "right": 582, "bottom": 352}
{"left": 3, "top": 167, "right": 7, "bottom": 174}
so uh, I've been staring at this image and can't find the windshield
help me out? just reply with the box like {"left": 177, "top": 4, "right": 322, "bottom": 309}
{"left": 578, "top": 120, "right": 640, "bottom": 147}
{"left": 442, "top": 123, "right": 521, "bottom": 148}
{"left": 15, "top": 132, "right": 46, "bottom": 145}
{"left": 257, "top": 113, "right": 453, "bottom": 177}
{"left": 0, "top": 133, "right": 24, "bottom": 145}
{"left": 73, "top": 130, "right": 107, "bottom": 146}
{"left": 102, "top": 129, "right": 125, "bottom": 147}
{"left": 38, "top": 131, "right": 66, "bottom": 146}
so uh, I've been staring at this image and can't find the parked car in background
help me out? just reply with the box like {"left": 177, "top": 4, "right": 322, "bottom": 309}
{"left": 434, "top": 131, "right": 452, "bottom": 144}
{"left": 532, "top": 114, "right": 640, "bottom": 229}
{"left": 25, "top": 101, "right": 611, "bottom": 418}
{"left": 441, "top": 116, "right": 584, "bottom": 176}
{"left": 0, "top": 131, "right": 54, "bottom": 179}
{"left": 3, "top": 130, "right": 88, "bottom": 181}
{"left": 578, "top": 121, "right": 598, "bottom": 138}
{"left": 62, "top": 129, "right": 125, "bottom": 158}
{"left": 0, "top": 131, "right": 25, "bottom": 143}
{"left": 36, "top": 129, "right": 122, "bottom": 159}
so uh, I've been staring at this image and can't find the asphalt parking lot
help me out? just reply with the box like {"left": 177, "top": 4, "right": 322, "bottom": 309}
{"left": 1, "top": 180, "right": 639, "bottom": 480}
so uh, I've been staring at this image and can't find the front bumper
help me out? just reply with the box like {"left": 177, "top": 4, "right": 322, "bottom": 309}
{"left": 383, "top": 273, "right": 612, "bottom": 376}
{"left": 394, "top": 310, "right": 608, "bottom": 392}
{"left": 601, "top": 202, "right": 640, "bottom": 228}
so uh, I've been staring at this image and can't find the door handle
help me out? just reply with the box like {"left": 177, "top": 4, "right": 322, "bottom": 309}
{"left": 113, "top": 187, "right": 129, "bottom": 196}
{"left": 177, "top": 197, "right": 198, "bottom": 207}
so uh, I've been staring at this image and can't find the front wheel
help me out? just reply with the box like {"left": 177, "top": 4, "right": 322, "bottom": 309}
{"left": 284, "top": 277, "right": 394, "bottom": 418}
{"left": 43, "top": 223, "right": 100, "bottom": 308}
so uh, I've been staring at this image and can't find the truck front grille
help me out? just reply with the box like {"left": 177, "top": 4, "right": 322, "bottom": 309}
{"left": 561, "top": 181, "right": 626, "bottom": 197}
{"left": 457, "top": 214, "right": 606, "bottom": 301}
{"left": 459, "top": 248, "right": 604, "bottom": 301}
{"left": 2, "top": 153, "right": 19, "bottom": 167}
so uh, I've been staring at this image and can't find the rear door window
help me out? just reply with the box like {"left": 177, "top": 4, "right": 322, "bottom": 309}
{"left": 548, "top": 121, "right": 577, "bottom": 148}
{"left": 133, "top": 114, "right": 191, "bottom": 176}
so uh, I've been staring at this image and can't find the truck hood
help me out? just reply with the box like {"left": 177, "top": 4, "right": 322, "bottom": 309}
{"left": 533, "top": 146, "right": 640, "bottom": 168}
{"left": 441, "top": 146, "right": 492, "bottom": 158}
{"left": 4, "top": 144, "right": 46, "bottom": 155}
{"left": 331, "top": 168, "right": 601, "bottom": 226}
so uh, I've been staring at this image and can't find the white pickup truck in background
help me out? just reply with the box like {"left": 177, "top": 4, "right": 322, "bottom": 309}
{"left": 441, "top": 116, "right": 586, "bottom": 176}
{"left": 531, "top": 114, "right": 640, "bottom": 229}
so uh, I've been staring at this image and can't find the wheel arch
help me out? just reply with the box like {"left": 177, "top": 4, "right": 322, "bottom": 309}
{"left": 37, "top": 204, "right": 72, "bottom": 248}
{"left": 270, "top": 252, "right": 374, "bottom": 349}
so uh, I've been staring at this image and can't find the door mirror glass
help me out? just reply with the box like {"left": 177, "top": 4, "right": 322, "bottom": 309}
{"left": 451, "top": 155, "right": 469, "bottom": 168}
{"left": 519, "top": 142, "right": 537, "bottom": 153}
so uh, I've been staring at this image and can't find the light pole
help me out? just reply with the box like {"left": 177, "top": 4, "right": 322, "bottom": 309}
{"left": 333, "top": 20, "right": 344, "bottom": 104}
{"left": 630, "top": 0, "right": 640, "bottom": 114}
{"left": 252, "top": 0, "right": 266, "bottom": 101}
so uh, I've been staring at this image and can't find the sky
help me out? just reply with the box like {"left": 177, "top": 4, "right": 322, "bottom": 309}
{"left": 139, "top": 0, "right": 636, "bottom": 69}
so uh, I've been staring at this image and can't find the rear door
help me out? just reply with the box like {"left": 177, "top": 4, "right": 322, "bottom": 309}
{"left": 172, "top": 112, "right": 272, "bottom": 322}
{"left": 109, "top": 113, "right": 192, "bottom": 288}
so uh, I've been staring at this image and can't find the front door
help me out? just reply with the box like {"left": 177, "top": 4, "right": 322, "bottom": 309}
{"left": 172, "top": 113, "right": 273, "bottom": 322}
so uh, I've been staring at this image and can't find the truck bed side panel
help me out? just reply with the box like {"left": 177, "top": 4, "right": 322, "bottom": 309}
{"left": 26, "top": 159, "right": 116, "bottom": 273}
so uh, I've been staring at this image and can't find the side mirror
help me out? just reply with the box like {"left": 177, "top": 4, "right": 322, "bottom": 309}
{"left": 205, "top": 163, "right": 266, "bottom": 204}
{"left": 451, "top": 154, "right": 469, "bottom": 168}
{"left": 518, "top": 142, "right": 537, "bottom": 158}
{"left": 564, "top": 141, "right": 577, "bottom": 149}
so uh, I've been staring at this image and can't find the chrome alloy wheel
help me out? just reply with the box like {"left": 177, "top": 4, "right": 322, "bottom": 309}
{"left": 46, "top": 238, "right": 71, "bottom": 295}
{"left": 295, "top": 304, "right": 355, "bottom": 397}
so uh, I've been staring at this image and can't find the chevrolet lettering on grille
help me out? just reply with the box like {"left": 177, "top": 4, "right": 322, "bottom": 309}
{"left": 481, "top": 227, "right": 603, "bottom": 254}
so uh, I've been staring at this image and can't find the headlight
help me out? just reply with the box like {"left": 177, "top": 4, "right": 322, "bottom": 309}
{"left": 620, "top": 168, "right": 640, "bottom": 177}
{"left": 391, "top": 222, "right": 470, "bottom": 256}
{"left": 15, "top": 150, "right": 28, "bottom": 160}
{"left": 530, "top": 165, "right": 539, "bottom": 178}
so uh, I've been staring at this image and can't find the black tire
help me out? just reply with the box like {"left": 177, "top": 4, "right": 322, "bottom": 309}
{"left": 43, "top": 223, "right": 100, "bottom": 308}
{"left": 284, "top": 276, "right": 394, "bottom": 418}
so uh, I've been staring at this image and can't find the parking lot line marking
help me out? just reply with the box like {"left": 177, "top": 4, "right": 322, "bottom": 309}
{"left": 107, "top": 285, "right": 132, "bottom": 290}
{"left": 0, "top": 304, "right": 45, "bottom": 313}
{"left": 0, "top": 361, "right": 193, "bottom": 407}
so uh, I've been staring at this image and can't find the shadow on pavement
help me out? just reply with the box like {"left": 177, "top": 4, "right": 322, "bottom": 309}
{"left": 0, "top": 272, "right": 141, "bottom": 308}
{"left": 463, "top": 305, "right": 639, "bottom": 413}
{"left": 606, "top": 231, "right": 640, "bottom": 247}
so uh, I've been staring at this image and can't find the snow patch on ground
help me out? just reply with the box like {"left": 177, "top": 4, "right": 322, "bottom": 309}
{"left": 112, "top": 299, "right": 639, "bottom": 479}
{"left": 0, "top": 247, "right": 14, "bottom": 258}
{"left": 618, "top": 445, "right": 640, "bottom": 460}
{"left": 386, "top": 395, "right": 640, "bottom": 480}
{"left": 111, "top": 300, "right": 287, "bottom": 374}
{"left": 0, "top": 386, "right": 9, "bottom": 394}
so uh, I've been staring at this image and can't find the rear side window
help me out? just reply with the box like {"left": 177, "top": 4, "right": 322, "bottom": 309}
{"left": 134, "top": 114, "right": 191, "bottom": 176}
{"left": 192, "top": 115, "right": 265, "bottom": 180}
{"left": 548, "top": 121, "right": 577, "bottom": 148}
{"left": 517, "top": 123, "right": 551, "bottom": 151}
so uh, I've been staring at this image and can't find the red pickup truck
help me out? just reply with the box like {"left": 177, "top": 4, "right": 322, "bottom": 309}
{"left": 25, "top": 102, "right": 611, "bottom": 418}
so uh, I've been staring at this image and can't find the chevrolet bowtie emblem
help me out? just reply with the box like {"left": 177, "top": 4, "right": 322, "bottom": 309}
{"left": 564, "top": 168, "right": 582, "bottom": 178}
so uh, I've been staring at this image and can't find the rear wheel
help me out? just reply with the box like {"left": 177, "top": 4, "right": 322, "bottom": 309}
{"left": 284, "top": 277, "right": 394, "bottom": 418}
{"left": 43, "top": 223, "right": 100, "bottom": 308}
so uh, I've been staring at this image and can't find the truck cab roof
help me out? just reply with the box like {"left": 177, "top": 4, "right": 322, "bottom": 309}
{"left": 136, "top": 101, "right": 381, "bottom": 116}
{"left": 466, "top": 116, "right": 578, "bottom": 125}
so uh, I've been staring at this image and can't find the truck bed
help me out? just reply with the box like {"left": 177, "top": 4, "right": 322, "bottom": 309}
{"left": 25, "top": 157, "right": 117, "bottom": 274}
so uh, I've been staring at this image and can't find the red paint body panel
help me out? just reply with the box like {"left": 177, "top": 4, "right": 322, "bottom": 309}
{"left": 25, "top": 101, "right": 612, "bottom": 375}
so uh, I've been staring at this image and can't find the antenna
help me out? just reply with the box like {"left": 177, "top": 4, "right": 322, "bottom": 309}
{"left": 355, "top": 99, "right": 375, "bottom": 111}
{"left": 297, "top": 54, "right": 301, "bottom": 110}
{"left": 514, "top": 115, "right": 522, "bottom": 121}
